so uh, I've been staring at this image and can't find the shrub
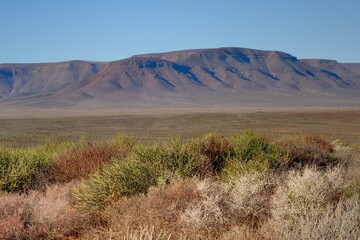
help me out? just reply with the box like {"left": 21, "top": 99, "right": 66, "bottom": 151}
{"left": 23, "top": 182, "right": 86, "bottom": 240}
{"left": 271, "top": 167, "right": 346, "bottom": 238}
{"left": 0, "top": 146, "right": 54, "bottom": 192}
{"left": 278, "top": 136, "right": 338, "bottom": 169}
{"left": 220, "top": 225, "right": 269, "bottom": 240}
{"left": 101, "top": 178, "right": 200, "bottom": 238}
{"left": 198, "top": 133, "right": 234, "bottom": 175}
{"left": 180, "top": 179, "right": 228, "bottom": 236}
{"left": 222, "top": 130, "right": 282, "bottom": 178}
{"left": 0, "top": 194, "right": 31, "bottom": 240}
{"left": 343, "top": 180, "right": 360, "bottom": 198}
{"left": 49, "top": 143, "right": 128, "bottom": 183}
{"left": 270, "top": 194, "right": 360, "bottom": 239}
{"left": 225, "top": 173, "right": 270, "bottom": 225}
{"left": 337, "top": 143, "right": 360, "bottom": 197}
{"left": 0, "top": 182, "right": 89, "bottom": 240}
{"left": 304, "top": 135, "right": 334, "bottom": 153}
{"left": 1, "top": 132, "right": 357, "bottom": 239}
{"left": 123, "top": 226, "right": 171, "bottom": 240}
{"left": 109, "top": 132, "right": 135, "bottom": 150}
{"left": 273, "top": 167, "right": 344, "bottom": 215}
{"left": 134, "top": 138, "right": 200, "bottom": 180}
{"left": 80, "top": 226, "right": 171, "bottom": 240}
{"left": 180, "top": 174, "right": 271, "bottom": 237}
{"left": 74, "top": 159, "right": 157, "bottom": 212}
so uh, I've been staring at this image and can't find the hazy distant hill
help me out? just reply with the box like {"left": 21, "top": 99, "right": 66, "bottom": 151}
{"left": 1, "top": 47, "right": 359, "bottom": 108}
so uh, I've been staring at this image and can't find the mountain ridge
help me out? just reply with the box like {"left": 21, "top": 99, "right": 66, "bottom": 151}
{"left": 1, "top": 47, "right": 359, "bottom": 108}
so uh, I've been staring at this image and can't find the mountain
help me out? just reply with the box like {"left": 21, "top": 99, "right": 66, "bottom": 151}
{"left": 1, "top": 47, "right": 359, "bottom": 108}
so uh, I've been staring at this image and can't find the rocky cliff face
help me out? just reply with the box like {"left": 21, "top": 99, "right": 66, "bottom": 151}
{"left": 1, "top": 48, "right": 359, "bottom": 108}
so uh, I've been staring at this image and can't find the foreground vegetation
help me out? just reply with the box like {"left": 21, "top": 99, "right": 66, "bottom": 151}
{"left": 0, "top": 131, "right": 359, "bottom": 239}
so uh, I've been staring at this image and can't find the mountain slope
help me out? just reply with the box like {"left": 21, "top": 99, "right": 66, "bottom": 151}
{"left": 1, "top": 47, "right": 359, "bottom": 108}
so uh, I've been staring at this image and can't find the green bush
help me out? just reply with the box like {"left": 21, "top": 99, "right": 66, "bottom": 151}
{"left": 74, "top": 158, "right": 157, "bottom": 212}
{"left": 109, "top": 133, "right": 136, "bottom": 150}
{"left": 134, "top": 138, "right": 200, "bottom": 180}
{"left": 0, "top": 146, "right": 55, "bottom": 192}
{"left": 222, "top": 130, "right": 282, "bottom": 178}
{"left": 75, "top": 137, "right": 199, "bottom": 213}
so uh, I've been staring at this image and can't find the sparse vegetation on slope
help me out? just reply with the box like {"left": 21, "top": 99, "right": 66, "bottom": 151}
{"left": 0, "top": 131, "right": 359, "bottom": 239}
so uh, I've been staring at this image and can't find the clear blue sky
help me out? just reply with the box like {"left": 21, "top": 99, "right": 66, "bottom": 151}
{"left": 1, "top": 0, "right": 360, "bottom": 63}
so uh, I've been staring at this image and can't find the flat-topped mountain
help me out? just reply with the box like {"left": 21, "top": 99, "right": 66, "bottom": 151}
{"left": 1, "top": 47, "right": 359, "bottom": 108}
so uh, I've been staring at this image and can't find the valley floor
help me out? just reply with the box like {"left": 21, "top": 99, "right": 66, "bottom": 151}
{"left": 0, "top": 107, "right": 359, "bottom": 148}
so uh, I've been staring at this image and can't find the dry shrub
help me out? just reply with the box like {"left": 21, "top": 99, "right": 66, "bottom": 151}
{"left": 0, "top": 194, "right": 31, "bottom": 240}
{"left": 268, "top": 194, "right": 360, "bottom": 240}
{"left": 0, "top": 182, "right": 89, "bottom": 240}
{"left": 332, "top": 140, "right": 354, "bottom": 168}
{"left": 272, "top": 167, "right": 344, "bottom": 219}
{"left": 197, "top": 154, "right": 217, "bottom": 177}
{"left": 123, "top": 226, "right": 171, "bottom": 240}
{"left": 180, "top": 174, "right": 271, "bottom": 238}
{"left": 334, "top": 141, "right": 360, "bottom": 177}
{"left": 24, "top": 182, "right": 87, "bottom": 239}
{"left": 101, "top": 178, "right": 200, "bottom": 238}
{"left": 270, "top": 167, "right": 353, "bottom": 239}
{"left": 81, "top": 226, "right": 171, "bottom": 240}
{"left": 225, "top": 173, "right": 271, "bottom": 226}
{"left": 333, "top": 143, "right": 360, "bottom": 197}
{"left": 304, "top": 135, "right": 334, "bottom": 153}
{"left": 220, "top": 225, "right": 271, "bottom": 240}
{"left": 180, "top": 179, "right": 228, "bottom": 237}
{"left": 199, "top": 133, "right": 233, "bottom": 175}
{"left": 49, "top": 143, "right": 128, "bottom": 183}
{"left": 278, "top": 136, "right": 338, "bottom": 169}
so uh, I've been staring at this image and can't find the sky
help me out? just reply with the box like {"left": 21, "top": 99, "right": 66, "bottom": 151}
{"left": 1, "top": 0, "right": 360, "bottom": 63}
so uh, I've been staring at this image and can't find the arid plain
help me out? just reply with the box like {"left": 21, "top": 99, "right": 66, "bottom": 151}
{"left": 1, "top": 107, "right": 359, "bottom": 148}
